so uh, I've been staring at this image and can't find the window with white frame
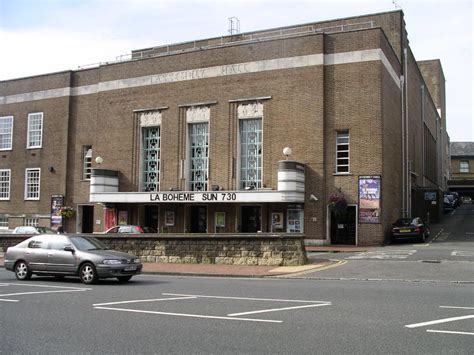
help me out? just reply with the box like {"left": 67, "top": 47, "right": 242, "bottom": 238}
{"left": 27, "top": 112, "right": 43, "bottom": 148}
{"left": 460, "top": 161, "right": 469, "bottom": 173}
{"left": 25, "top": 168, "right": 41, "bottom": 200}
{"left": 0, "top": 116, "right": 13, "bottom": 150}
{"left": 0, "top": 215, "right": 8, "bottom": 229}
{"left": 142, "top": 127, "right": 161, "bottom": 191}
{"left": 0, "top": 169, "right": 11, "bottom": 200}
{"left": 189, "top": 122, "right": 209, "bottom": 191}
{"left": 24, "top": 218, "right": 38, "bottom": 226}
{"left": 336, "top": 130, "right": 350, "bottom": 173}
{"left": 240, "top": 118, "right": 262, "bottom": 189}
{"left": 82, "top": 146, "right": 92, "bottom": 180}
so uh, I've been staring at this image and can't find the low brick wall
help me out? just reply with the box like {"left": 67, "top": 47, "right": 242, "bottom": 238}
{"left": 0, "top": 234, "right": 308, "bottom": 266}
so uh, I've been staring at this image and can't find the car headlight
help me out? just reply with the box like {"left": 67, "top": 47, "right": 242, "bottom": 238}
{"left": 133, "top": 258, "right": 140, "bottom": 264}
{"left": 102, "top": 259, "right": 122, "bottom": 265}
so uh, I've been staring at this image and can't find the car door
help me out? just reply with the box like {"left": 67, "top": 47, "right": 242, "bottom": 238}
{"left": 47, "top": 236, "right": 77, "bottom": 274}
{"left": 24, "top": 236, "right": 50, "bottom": 272}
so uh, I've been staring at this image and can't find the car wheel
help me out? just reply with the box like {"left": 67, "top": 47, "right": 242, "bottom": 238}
{"left": 117, "top": 276, "right": 132, "bottom": 283}
{"left": 79, "top": 263, "right": 98, "bottom": 284}
{"left": 15, "top": 261, "right": 32, "bottom": 280}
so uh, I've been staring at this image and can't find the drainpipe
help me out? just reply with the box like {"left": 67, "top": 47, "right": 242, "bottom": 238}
{"left": 400, "top": 75, "right": 406, "bottom": 217}
{"left": 404, "top": 47, "right": 411, "bottom": 217}
{"left": 421, "top": 84, "right": 425, "bottom": 185}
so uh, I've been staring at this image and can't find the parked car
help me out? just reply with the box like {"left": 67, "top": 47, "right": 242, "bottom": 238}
{"left": 4, "top": 234, "right": 142, "bottom": 284}
{"left": 391, "top": 217, "right": 430, "bottom": 243}
{"left": 104, "top": 225, "right": 157, "bottom": 234}
{"left": 461, "top": 196, "right": 472, "bottom": 204}
{"left": 12, "top": 226, "right": 57, "bottom": 234}
{"left": 443, "top": 194, "right": 457, "bottom": 212}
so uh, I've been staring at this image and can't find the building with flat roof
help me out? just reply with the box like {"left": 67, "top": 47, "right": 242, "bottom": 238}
{"left": 0, "top": 10, "right": 448, "bottom": 245}
{"left": 448, "top": 142, "right": 474, "bottom": 198}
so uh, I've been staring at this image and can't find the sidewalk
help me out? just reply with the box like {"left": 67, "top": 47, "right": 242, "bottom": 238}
{"left": 0, "top": 256, "right": 337, "bottom": 278}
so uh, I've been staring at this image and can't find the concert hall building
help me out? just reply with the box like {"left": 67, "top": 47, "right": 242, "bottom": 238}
{"left": 0, "top": 10, "right": 449, "bottom": 245}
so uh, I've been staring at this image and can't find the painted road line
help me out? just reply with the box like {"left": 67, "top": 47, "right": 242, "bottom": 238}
{"left": 227, "top": 302, "right": 331, "bottom": 317}
{"left": 427, "top": 330, "right": 474, "bottom": 336}
{"left": 0, "top": 298, "right": 19, "bottom": 302}
{"left": 429, "top": 228, "right": 444, "bottom": 244}
{"left": 439, "top": 306, "right": 474, "bottom": 310}
{"left": 277, "top": 260, "right": 347, "bottom": 278}
{"left": 162, "top": 293, "right": 331, "bottom": 303}
{"left": 93, "top": 296, "right": 196, "bottom": 307}
{"left": 5, "top": 283, "right": 92, "bottom": 290}
{"left": 405, "top": 315, "right": 474, "bottom": 328}
{"left": 451, "top": 250, "right": 474, "bottom": 257}
{"left": 0, "top": 289, "right": 89, "bottom": 297}
{"left": 94, "top": 306, "right": 283, "bottom": 323}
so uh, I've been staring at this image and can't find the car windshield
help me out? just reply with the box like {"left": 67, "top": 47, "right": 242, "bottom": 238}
{"left": 394, "top": 218, "right": 416, "bottom": 226}
{"left": 36, "top": 227, "right": 56, "bottom": 234}
{"left": 70, "top": 236, "right": 108, "bottom": 251}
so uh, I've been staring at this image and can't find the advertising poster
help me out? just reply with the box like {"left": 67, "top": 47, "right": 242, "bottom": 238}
{"left": 215, "top": 212, "right": 225, "bottom": 228}
{"left": 50, "top": 195, "right": 64, "bottom": 229}
{"left": 271, "top": 212, "right": 284, "bottom": 230}
{"left": 165, "top": 211, "right": 175, "bottom": 226}
{"left": 118, "top": 211, "right": 128, "bottom": 225}
{"left": 359, "top": 177, "right": 381, "bottom": 224}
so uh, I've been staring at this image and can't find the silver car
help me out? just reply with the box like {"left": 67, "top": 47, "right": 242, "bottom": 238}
{"left": 4, "top": 234, "right": 142, "bottom": 284}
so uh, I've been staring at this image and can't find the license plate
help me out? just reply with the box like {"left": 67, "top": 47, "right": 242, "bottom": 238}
{"left": 124, "top": 266, "right": 137, "bottom": 271}
{"left": 400, "top": 229, "right": 410, "bottom": 233}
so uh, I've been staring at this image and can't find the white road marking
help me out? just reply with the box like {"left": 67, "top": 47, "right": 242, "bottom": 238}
{"left": 0, "top": 289, "right": 89, "bottom": 297}
{"left": 5, "top": 283, "right": 91, "bottom": 290}
{"left": 440, "top": 306, "right": 474, "bottom": 310}
{"left": 0, "top": 298, "right": 19, "bottom": 302}
{"left": 94, "top": 306, "right": 282, "bottom": 323}
{"left": 451, "top": 250, "right": 474, "bottom": 257}
{"left": 162, "top": 292, "right": 330, "bottom": 303}
{"left": 228, "top": 302, "right": 331, "bottom": 316}
{"left": 93, "top": 296, "right": 196, "bottom": 307}
{"left": 348, "top": 250, "right": 417, "bottom": 260}
{"left": 428, "top": 229, "right": 444, "bottom": 244}
{"left": 405, "top": 315, "right": 474, "bottom": 328}
{"left": 427, "top": 330, "right": 474, "bottom": 336}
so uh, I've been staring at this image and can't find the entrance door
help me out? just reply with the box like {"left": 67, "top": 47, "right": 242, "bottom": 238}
{"left": 241, "top": 206, "right": 261, "bottom": 233}
{"left": 330, "top": 205, "right": 357, "bottom": 245}
{"left": 144, "top": 206, "right": 158, "bottom": 230}
{"left": 190, "top": 206, "right": 207, "bottom": 233}
{"left": 81, "top": 206, "right": 94, "bottom": 233}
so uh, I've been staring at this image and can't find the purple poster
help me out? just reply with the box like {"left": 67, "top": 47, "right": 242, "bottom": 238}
{"left": 359, "top": 177, "right": 381, "bottom": 224}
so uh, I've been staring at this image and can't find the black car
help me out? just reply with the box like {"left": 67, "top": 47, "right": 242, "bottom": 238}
{"left": 391, "top": 217, "right": 430, "bottom": 243}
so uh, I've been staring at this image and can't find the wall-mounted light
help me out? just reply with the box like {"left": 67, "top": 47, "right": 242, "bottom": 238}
{"left": 283, "top": 147, "right": 292, "bottom": 159}
{"left": 95, "top": 156, "right": 104, "bottom": 165}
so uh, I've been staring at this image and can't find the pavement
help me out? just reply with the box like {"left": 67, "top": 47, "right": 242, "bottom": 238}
{"left": 0, "top": 245, "right": 367, "bottom": 278}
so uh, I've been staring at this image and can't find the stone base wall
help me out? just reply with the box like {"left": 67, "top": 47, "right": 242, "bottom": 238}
{"left": 0, "top": 234, "right": 308, "bottom": 266}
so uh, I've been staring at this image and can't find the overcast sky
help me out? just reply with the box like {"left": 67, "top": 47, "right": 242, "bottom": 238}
{"left": 0, "top": 0, "right": 472, "bottom": 141}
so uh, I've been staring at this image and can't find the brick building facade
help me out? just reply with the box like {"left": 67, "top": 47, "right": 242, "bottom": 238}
{"left": 0, "top": 10, "right": 448, "bottom": 245}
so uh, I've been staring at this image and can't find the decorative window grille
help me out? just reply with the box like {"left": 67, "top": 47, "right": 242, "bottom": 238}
{"left": 0, "top": 169, "right": 11, "bottom": 200}
{"left": 27, "top": 112, "right": 43, "bottom": 148}
{"left": 240, "top": 118, "right": 262, "bottom": 189}
{"left": 25, "top": 168, "right": 40, "bottom": 200}
{"left": 83, "top": 146, "right": 92, "bottom": 180}
{"left": 336, "top": 131, "right": 350, "bottom": 173}
{"left": 0, "top": 116, "right": 13, "bottom": 150}
{"left": 189, "top": 123, "right": 209, "bottom": 191}
{"left": 142, "top": 127, "right": 161, "bottom": 191}
{"left": 0, "top": 215, "right": 8, "bottom": 229}
{"left": 24, "top": 218, "right": 38, "bottom": 226}
{"left": 460, "top": 161, "right": 469, "bottom": 173}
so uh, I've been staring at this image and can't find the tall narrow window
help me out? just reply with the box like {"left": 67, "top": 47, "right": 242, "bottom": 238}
{"left": 189, "top": 123, "right": 209, "bottom": 191}
{"left": 25, "top": 168, "right": 41, "bottom": 200}
{"left": 142, "top": 127, "right": 161, "bottom": 191}
{"left": 27, "top": 112, "right": 43, "bottom": 149}
{"left": 24, "top": 218, "right": 38, "bottom": 226}
{"left": 240, "top": 118, "right": 262, "bottom": 189}
{"left": 0, "top": 116, "right": 13, "bottom": 150}
{"left": 0, "top": 215, "right": 8, "bottom": 229}
{"left": 460, "top": 161, "right": 469, "bottom": 173}
{"left": 82, "top": 146, "right": 92, "bottom": 180}
{"left": 0, "top": 169, "right": 11, "bottom": 200}
{"left": 336, "top": 131, "right": 350, "bottom": 173}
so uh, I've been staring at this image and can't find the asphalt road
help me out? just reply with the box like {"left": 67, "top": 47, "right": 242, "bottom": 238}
{"left": 1, "top": 205, "right": 473, "bottom": 354}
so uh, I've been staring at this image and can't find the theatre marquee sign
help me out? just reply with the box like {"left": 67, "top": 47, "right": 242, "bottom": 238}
{"left": 90, "top": 190, "right": 304, "bottom": 203}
